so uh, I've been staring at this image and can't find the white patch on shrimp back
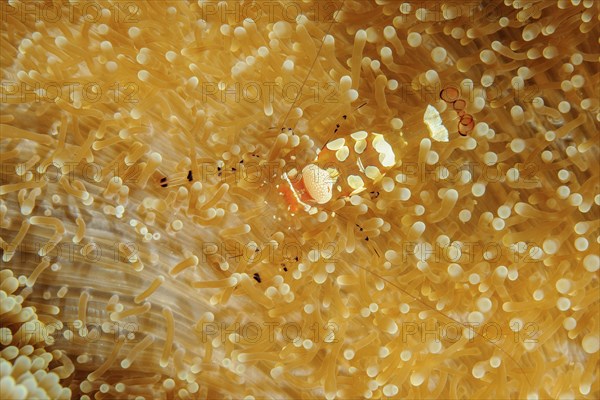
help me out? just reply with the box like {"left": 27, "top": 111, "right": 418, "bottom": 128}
{"left": 424, "top": 105, "right": 449, "bottom": 142}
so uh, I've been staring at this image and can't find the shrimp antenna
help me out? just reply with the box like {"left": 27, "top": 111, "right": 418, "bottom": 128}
{"left": 277, "top": 2, "right": 345, "bottom": 132}
{"left": 320, "top": 101, "right": 368, "bottom": 152}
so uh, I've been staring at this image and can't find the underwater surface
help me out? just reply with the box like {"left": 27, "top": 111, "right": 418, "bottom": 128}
{"left": 1, "top": 1, "right": 599, "bottom": 399}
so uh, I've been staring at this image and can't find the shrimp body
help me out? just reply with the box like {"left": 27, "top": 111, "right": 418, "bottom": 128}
{"left": 279, "top": 131, "right": 398, "bottom": 213}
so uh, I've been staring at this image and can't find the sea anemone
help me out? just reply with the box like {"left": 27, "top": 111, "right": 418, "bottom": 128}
{"left": 1, "top": 0, "right": 598, "bottom": 398}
